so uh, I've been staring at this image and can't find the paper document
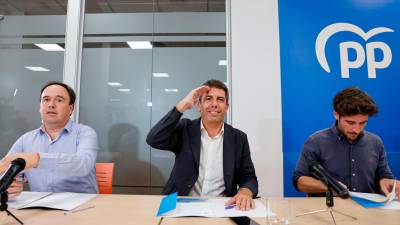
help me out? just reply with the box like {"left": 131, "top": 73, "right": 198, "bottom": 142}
{"left": 350, "top": 180, "right": 399, "bottom": 209}
{"left": 350, "top": 192, "right": 392, "bottom": 203}
{"left": 163, "top": 197, "right": 267, "bottom": 217}
{"left": 8, "top": 192, "right": 52, "bottom": 209}
{"left": 350, "top": 180, "right": 396, "bottom": 203}
{"left": 168, "top": 200, "right": 213, "bottom": 217}
{"left": 380, "top": 200, "right": 400, "bottom": 210}
{"left": 8, "top": 192, "right": 97, "bottom": 211}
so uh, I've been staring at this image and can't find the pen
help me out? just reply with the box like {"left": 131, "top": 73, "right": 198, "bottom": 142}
{"left": 224, "top": 204, "right": 236, "bottom": 209}
{"left": 157, "top": 217, "right": 164, "bottom": 225}
{"left": 64, "top": 206, "right": 95, "bottom": 215}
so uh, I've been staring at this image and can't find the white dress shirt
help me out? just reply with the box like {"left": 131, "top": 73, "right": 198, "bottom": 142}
{"left": 189, "top": 120, "right": 225, "bottom": 197}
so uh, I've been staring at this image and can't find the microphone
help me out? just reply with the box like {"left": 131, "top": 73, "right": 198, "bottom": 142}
{"left": 0, "top": 158, "right": 26, "bottom": 194}
{"left": 309, "top": 161, "right": 349, "bottom": 198}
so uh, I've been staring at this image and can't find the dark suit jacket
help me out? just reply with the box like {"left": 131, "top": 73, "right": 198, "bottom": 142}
{"left": 146, "top": 107, "right": 258, "bottom": 197}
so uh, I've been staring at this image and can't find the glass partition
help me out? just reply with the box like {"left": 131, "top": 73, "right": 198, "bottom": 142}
{"left": 79, "top": 0, "right": 226, "bottom": 194}
{"left": 0, "top": 1, "right": 66, "bottom": 156}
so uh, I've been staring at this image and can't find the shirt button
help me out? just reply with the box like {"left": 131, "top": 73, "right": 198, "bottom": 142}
{"left": 187, "top": 185, "right": 192, "bottom": 188}
{"left": 353, "top": 188, "right": 356, "bottom": 191}
{"left": 352, "top": 159, "right": 355, "bottom": 162}
{"left": 352, "top": 173, "right": 356, "bottom": 176}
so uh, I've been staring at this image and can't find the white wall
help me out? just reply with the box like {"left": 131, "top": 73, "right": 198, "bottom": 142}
{"left": 231, "top": 0, "right": 283, "bottom": 197}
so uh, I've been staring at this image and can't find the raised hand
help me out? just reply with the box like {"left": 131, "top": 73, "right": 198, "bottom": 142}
{"left": 176, "top": 86, "right": 210, "bottom": 113}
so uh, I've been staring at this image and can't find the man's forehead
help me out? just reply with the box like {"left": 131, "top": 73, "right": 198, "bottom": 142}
{"left": 203, "top": 87, "right": 226, "bottom": 97}
{"left": 341, "top": 114, "right": 369, "bottom": 122}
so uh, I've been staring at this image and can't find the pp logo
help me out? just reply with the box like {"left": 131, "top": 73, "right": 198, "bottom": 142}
{"left": 316, "top": 23, "right": 394, "bottom": 78}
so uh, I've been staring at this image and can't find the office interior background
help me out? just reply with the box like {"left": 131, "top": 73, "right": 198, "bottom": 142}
{"left": 0, "top": 0, "right": 398, "bottom": 197}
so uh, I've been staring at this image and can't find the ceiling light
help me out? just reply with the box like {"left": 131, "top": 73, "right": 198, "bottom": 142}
{"left": 147, "top": 102, "right": 153, "bottom": 107}
{"left": 118, "top": 88, "right": 131, "bottom": 92}
{"left": 165, "top": 88, "right": 179, "bottom": 92}
{"left": 107, "top": 82, "right": 122, "bottom": 86}
{"left": 153, "top": 73, "right": 169, "bottom": 78}
{"left": 127, "top": 41, "right": 152, "bottom": 49}
{"left": 34, "top": 44, "right": 64, "bottom": 51}
{"left": 25, "top": 66, "right": 50, "bottom": 72}
{"left": 218, "top": 60, "right": 227, "bottom": 66}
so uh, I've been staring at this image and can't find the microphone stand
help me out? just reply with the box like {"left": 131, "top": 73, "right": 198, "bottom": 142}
{"left": 0, "top": 191, "right": 24, "bottom": 225}
{"left": 296, "top": 186, "right": 357, "bottom": 225}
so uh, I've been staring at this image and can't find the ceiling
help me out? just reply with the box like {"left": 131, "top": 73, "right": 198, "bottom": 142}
{"left": 0, "top": 0, "right": 225, "bottom": 15}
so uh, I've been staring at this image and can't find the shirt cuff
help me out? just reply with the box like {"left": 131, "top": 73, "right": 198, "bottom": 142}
{"left": 36, "top": 152, "right": 57, "bottom": 170}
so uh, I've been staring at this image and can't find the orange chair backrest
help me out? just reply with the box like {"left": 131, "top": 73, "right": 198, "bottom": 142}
{"left": 96, "top": 163, "right": 114, "bottom": 194}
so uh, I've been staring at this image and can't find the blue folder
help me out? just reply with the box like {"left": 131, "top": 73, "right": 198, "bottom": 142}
{"left": 156, "top": 192, "right": 178, "bottom": 217}
{"left": 156, "top": 193, "right": 209, "bottom": 216}
{"left": 351, "top": 196, "right": 385, "bottom": 208}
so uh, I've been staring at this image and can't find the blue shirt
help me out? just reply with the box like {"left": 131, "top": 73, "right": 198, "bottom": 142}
{"left": 8, "top": 120, "right": 99, "bottom": 193}
{"left": 293, "top": 125, "right": 394, "bottom": 194}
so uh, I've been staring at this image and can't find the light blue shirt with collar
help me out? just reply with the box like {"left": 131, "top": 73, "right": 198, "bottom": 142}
{"left": 8, "top": 120, "right": 99, "bottom": 193}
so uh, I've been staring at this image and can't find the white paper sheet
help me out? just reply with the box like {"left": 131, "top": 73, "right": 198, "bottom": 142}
{"left": 166, "top": 201, "right": 213, "bottom": 217}
{"left": 351, "top": 180, "right": 396, "bottom": 204}
{"left": 350, "top": 192, "right": 390, "bottom": 203}
{"left": 350, "top": 180, "right": 396, "bottom": 204}
{"left": 350, "top": 181, "right": 400, "bottom": 210}
{"left": 8, "top": 192, "right": 52, "bottom": 209}
{"left": 165, "top": 198, "right": 267, "bottom": 218}
{"left": 380, "top": 200, "right": 400, "bottom": 210}
{"left": 22, "top": 192, "right": 97, "bottom": 210}
{"left": 8, "top": 192, "right": 97, "bottom": 211}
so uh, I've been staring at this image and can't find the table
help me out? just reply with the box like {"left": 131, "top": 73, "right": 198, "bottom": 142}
{"left": 0, "top": 195, "right": 399, "bottom": 225}
{"left": 0, "top": 195, "right": 160, "bottom": 225}
{"left": 163, "top": 197, "right": 400, "bottom": 225}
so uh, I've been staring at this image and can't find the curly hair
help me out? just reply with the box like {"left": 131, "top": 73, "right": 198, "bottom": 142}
{"left": 333, "top": 87, "right": 378, "bottom": 116}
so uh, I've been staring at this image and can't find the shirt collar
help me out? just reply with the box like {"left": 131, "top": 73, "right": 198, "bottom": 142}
{"left": 330, "top": 122, "right": 364, "bottom": 142}
{"left": 200, "top": 119, "right": 224, "bottom": 138}
{"left": 330, "top": 124, "right": 342, "bottom": 138}
{"left": 39, "top": 119, "right": 73, "bottom": 135}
